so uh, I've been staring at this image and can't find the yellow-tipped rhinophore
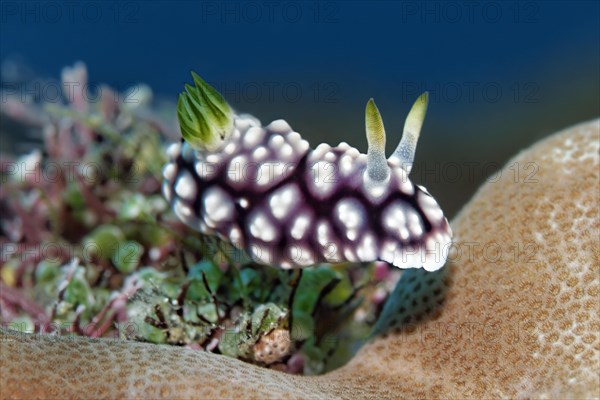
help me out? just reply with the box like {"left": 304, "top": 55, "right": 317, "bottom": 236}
{"left": 389, "top": 92, "right": 429, "bottom": 173}
{"left": 365, "top": 98, "right": 386, "bottom": 153}
{"left": 365, "top": 98, "right": 390, "bottom": 182}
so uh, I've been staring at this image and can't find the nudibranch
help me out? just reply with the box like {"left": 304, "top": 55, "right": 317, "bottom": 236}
{"left": 162, "top": 73, "right": 452, "bottom": 271}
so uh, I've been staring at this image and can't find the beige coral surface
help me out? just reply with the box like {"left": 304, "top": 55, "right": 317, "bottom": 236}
{"left": 1, "top": 119, "right": 599, "bottom": 399}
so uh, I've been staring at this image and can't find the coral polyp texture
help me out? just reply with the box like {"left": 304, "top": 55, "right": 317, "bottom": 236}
{"left": 163, "top": 73, "right": 452, "bottom": 271}
{"left": 2, "top": 119, "right": 598, "bottom": 399}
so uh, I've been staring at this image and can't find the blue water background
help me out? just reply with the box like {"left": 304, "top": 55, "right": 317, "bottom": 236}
{"left": 1, "top": 0, "right": 598, "bottom": 216}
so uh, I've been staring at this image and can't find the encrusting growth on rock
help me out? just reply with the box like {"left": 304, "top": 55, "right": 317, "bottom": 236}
{"left": 2, "top": 119, "right": 598, "bottom": 399}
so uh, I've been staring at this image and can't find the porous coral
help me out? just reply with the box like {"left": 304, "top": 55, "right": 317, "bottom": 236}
{"left": 1, "top": 119, "right": 598, "bottom": 399}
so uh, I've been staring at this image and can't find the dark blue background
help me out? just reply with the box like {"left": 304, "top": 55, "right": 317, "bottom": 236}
{"left": 1, "top": 0, "right": 599, "bottom": 216}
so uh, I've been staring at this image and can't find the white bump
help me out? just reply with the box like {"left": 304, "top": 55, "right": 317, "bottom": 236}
{"left": 343, "top": 247, "right": 357, "bottom": 262}
{"left": 256, "top": 163, "right": 274, "bottom": 186}
{"left": 419, "top": 193, "right": 444, "bottom": 223}
{"left": 253, "top": 146, "right": 268, "bottom": 161}
{"left": 287, "top": 131, "right": 301, "bottom": 144}
{"left": 409, "top": 221, "right": 423, "bottom": 236}
{"left": 419, "top": 192, "right": 437, "bottom": 208}
{"left": 392, "top": 167, "right": 415, "bottom": 195}
{"left": 243, "top": 126, "right": 265, "bottom": 148}
{"left": 346, "top": 229, "right": 357, "bottom": 241}
{"left": 340, "top": 154, "right": 353, "bottom": 176}
{"left": 291, "top": 214, "right": 311, "bottom": 240}
{"left": 269, "top": 185, "right": 298, "bottom": 219}
{"left": 384, "top": 204, "right": 405, "bottom": 229}
{"left": 227, "top": 155, "right": 247, "bottom": 184}
{"left": 235, "top": 118, "right": 250, "bottom": 132}
{"left": 383, "top": 202, "right": 412, "bottom": 240}
{"left": 393, "top": 250, "right": 404, "bottom": 267}
{"left": 321, "top": 242, "right": 341, "bottom": 263}
{"left": 335, "top": 198, "right": 364, "bottom": 230}
{"left": 236, "top": 114, "right": 260, "bottom": 130}
{"left": 174, "top": 170, "right": 197, "bottom": 201}
{"left": 309, "top": 161, "right": 336, "bottom": 196}
{"left": 197, "top": 221, "right": 210, "bottom": 234}
{"left": 174, "top": 199, "right": 193, "bottom": 219}
{"left": 249, "top": 212, "right": 276, "bottom": 242}
{"left": 224, "top": 141, "right": 237, "bottom": 155}
{"left": 267, "top": 119, "right": 292, "bottom": 133}
{"left": 347, "top": 147, "right": 360, "bottom": 158}
{"left": 269, "top": 134, "right": 285, "bottom": 148}
{"left": 239, "top": 198, "right": 249, "bottom": 208}
{"left": 166, "top": 142, "right": 181, "bottom": 159}
{"left": 280, "top": 143, "right": 294, "bottom": 159}
{"left": 229, "top": 227, "right": 242, "bottom": 247}
{"left": 230, "top": 128, "right": 242, "bottom": 141}
{"left": 422, "top": 232, "right": 451, "bottom": 271}
{"left": 422, "top": 237, "right": 442, "bottom": 271}
{"left": 203, "top": 186, "right": 234, "bottom": 227}
{"left": 407, "top": 209, "right": 423, "bottom": 237}
{"left": 250, "top": 243, "right": 272, "bottom": 264}
{"left": 162, "top": 163, "right": 177, "bottom": 181}
{"left": 255, "top": 162, "right": 290, "bottom": 188}
{"left": 325, "top": 151, "right": 336, "bottom": 162}
{"left": 288, "top": 245, "right": 314, "bottom": 266}
{"left": 356, "top": 233, "right": 377, "bottom": 262}
{"left": 250, "top": 245, "right": 262, "bottom": 260}
{"left": 400, "top": 227, "right": 410, "bottom": 240}
{"left": 206, "top": 154, "right": 221, "bottom": 164}
{"left": 195, "top": 160, "right": 219, "bottom": 180}
{"left": 314, "top": 143, "right": 329, "bottom": 157}
{"left": 317, "top": 220, "right": 330, "bottom": 246}
{"left": 393, "top": 246, "right": 420, "bottom": 269}
{"left": 381, "top": 240, "right": 397, "bottom": 263}
{"left": 162, "top": 182, "right": 173, "bottom": 201}
{"left": 337, "top": 142, "right": 351, "bottom": 151}
{"left": 298, "top": 139, "right": 309, "bottom": 154}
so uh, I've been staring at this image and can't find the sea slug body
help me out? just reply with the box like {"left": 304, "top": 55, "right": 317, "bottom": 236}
{"left": 163, "top": 73, "right": 452, "bottom": 271}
